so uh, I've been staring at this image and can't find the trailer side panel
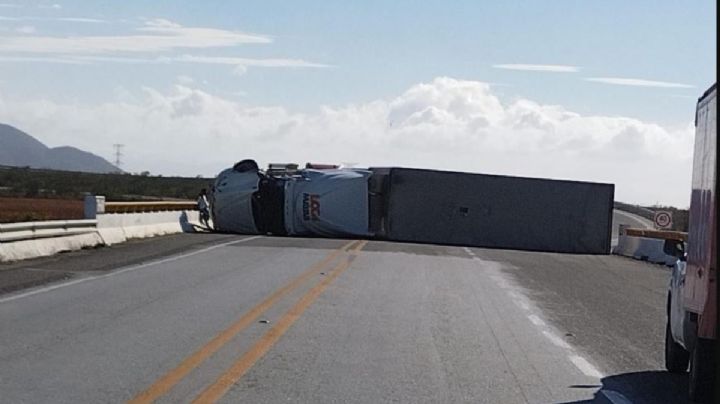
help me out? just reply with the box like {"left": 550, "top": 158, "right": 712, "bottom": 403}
{"left": 684, "top": 84, "right": 717, "bottom": 339}
{"left": 383, "top": 168, "right": 614, "bottom": 254}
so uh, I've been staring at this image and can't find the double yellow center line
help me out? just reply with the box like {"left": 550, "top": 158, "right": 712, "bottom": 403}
{"left": 129, "top": 239, "right": 367, "bottom": 404}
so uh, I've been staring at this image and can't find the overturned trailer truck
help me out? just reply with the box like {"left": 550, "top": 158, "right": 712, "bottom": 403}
{"left": 210, "top": 160, "right": 614, "bottom": 254}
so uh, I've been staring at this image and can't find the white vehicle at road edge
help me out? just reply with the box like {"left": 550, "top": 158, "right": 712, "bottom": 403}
{"left": 664, "top": 82, "right": 716, "bottom": 403}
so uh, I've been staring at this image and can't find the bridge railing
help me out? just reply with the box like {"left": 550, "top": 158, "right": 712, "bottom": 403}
{"left": 0, "top": 219, "right": 98, "bottom": 243}
{"left": 0, "top": 199, "right": 197, "bottom": 243}
{"left": 622, "top": 227, "right": 688, "bottom": 242}
{"left": 82, "top": 195, "right": 197, "bottom": 217}
{"left": 1, "top": 196, "right": 202, "bottom": 261}
{"left": 104, "top": 201, "right": 196, "bottom": 214}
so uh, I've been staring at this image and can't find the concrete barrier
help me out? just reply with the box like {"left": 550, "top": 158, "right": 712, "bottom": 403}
{"left": 0, "top": 232, "right": 104, "bottom": 262}
{"left": 96, "top": 210, "right": 200, "bottom": 245}
{"left": 612, "top": 228, "right": 685, "bottom": 266}
{"left": 0, "top": 206, "right": 202, "bottom": 262}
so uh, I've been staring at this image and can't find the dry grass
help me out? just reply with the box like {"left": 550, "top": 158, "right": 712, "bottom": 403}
{"left": 0, "top": 197, "right": 84, "bottom": 223}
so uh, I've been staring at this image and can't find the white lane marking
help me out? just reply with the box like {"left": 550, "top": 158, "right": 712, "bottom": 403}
{"left": 600, "top": 389, "right": 634, "bottom": 404}
{"left": 489, "top": 274, "right": 515, "bottom": 291}
{"left": 0, "top": 236, "right": 262, "bottom": 304}
{"left": 515, "top": 300, "right": 530, "bottom": 311}
{"left": 463, "top": 247, "right": 476, "bottom": 258}
{"left": 527, "top": 314, "right": 546, "bottom": 327}
{"left": 507, "top": 291, "right": 526, "bottom": 301}
{"left": 568, "top": 355, "right": 604, "bottom": 378}
{"left": 542, "top": 330, "right": 573, "bottom": 349}
{"left": 472, "top": 254, "right": 607, "bottom": 382}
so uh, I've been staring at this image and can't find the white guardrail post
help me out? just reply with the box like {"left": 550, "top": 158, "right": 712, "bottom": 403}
{"left": 84, "top": 194, "right": 106, "bottom": 219}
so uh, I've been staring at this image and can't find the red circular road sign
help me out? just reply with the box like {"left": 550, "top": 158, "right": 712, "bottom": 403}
{"left": 654, "top": 211, "right": 672, "bottom": 229}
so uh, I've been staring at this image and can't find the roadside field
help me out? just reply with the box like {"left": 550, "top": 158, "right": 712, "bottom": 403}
{"left": 0, "top": 197, "right": 83, "bottom": 223}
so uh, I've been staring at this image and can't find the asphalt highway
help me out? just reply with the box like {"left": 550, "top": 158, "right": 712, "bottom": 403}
{"left": 0, "top": 225, "right": 684, "bottom": 403}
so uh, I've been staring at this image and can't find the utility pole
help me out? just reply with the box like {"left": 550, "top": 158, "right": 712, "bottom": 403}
{"left": 112, "top": 144, "right": 124, "bottom": 172}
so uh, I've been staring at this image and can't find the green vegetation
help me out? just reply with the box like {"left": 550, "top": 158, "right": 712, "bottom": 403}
{"left": 0, "top": 165, "right": 212, "bottom": 201}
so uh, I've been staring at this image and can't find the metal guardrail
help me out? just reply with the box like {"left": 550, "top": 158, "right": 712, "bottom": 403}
{"left": 0, "top": 219, "right": 98, "bottom": 242}
{"left": 0, "top": 199, "right": 197, "bottom": 242}
{"left": 104, "top": 201, "right": 196, "bottom": 214}
{"left": 623, "top": 227, "right": 688, "bottom": 242}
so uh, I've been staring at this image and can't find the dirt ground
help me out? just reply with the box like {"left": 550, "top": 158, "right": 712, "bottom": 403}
{"left": 0, "top": 197, "right": 84, "bottom": 223}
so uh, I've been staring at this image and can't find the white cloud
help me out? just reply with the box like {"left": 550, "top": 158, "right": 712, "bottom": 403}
{"left": 0, "top": 55, "right": 88, "bottom": 63}
{"left": 232, "top": 65, "right": 248, "bottom": 76}
{"left": 174, "top": 54, "right": 331, "bottom": 68}
{"left": 142, "top": 18, "right": 181, "bottom": 29}
{"left": 0, "top": 19, "right": 270, "bottom": 54}
{"left": 0, "top": 15, "right": 107, "bottom": 22}
{"left": 66, "top": 55, "right": 330, "bottom": 69}
{"left": 65, "top": 55, "right": 175, "bottom": 64}
{"left": 585, "top": 77, "right": 695, "bottom": 88}
{"left": 0, "top": 3, "right": 20, "bottom": 7}
{"left": 38, "top": 3, "right": 61, "bottom": 9}
{"left": 176, "top": 75, "right": 194, "bottom": 85}
{"left": 0, "top": 77, "right": 695, "bottom": 206}
{"left": 15, "top": 25, "right": 35, "bottom": 34}
{"left": 493, "top": 64, "right": 579, "bottom": 73}
{"left": 0, "top": 18, "right": 325, "bottom": 75}
{"left": 57, "top": 17, "right": 106, "bottom": 23}
{"left": 0, "top": 53, "right": 331, "bottom": 73}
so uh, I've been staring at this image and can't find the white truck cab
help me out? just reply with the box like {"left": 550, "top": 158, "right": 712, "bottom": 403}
{"left": 210, "top": 160, "right": 374, "bottom": 238}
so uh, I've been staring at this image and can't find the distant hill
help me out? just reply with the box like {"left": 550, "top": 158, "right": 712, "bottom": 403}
{"left": 0, "top": 123, "right": 119, "bottom": 173}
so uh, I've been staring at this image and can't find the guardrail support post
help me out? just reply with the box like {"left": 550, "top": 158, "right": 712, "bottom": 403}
{"left": 84, "top": 195, "right": 106, "bottom": 219}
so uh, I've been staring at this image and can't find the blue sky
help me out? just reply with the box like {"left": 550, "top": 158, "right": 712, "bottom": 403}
{"left": 0, "top": 1, "right": 716, "bottom": 206}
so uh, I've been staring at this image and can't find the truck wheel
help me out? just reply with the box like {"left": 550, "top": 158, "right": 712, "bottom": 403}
{"left": 665, "top": 321, "right": 689, "bottom": 372}
{"left": 688, "top": 337, "right": 715, "bottom": 403}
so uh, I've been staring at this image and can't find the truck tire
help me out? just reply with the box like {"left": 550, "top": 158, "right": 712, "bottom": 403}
{"left": 665, "top": 320, "right": 689, "bottom": 372}
{"left": 688, "top": 337, "right": 716, "bottom": 403}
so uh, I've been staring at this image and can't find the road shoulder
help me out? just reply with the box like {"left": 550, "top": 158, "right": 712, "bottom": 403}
{"left": 0, "top": 233, "right": 246, "bottom": 296}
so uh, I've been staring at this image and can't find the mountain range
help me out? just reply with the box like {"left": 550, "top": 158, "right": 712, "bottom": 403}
{"left": 0, "top": 123, "right": 119, "bottom": 173}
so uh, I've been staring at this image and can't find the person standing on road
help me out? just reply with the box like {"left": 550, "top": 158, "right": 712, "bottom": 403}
{"left": 197, "top": 188, "right": 210, "bottom": 228}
